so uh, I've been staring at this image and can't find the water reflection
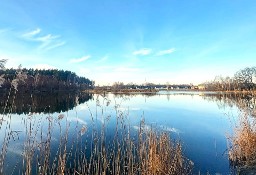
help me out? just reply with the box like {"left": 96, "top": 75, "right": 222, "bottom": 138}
{"left": 0, "top": 92, "right": 93, "bottom": 114}
{"left": 201, "top": 92, "right": 256, "bottom": 117}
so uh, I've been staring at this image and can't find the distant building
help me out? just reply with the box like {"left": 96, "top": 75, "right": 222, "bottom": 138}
{"left": 191, "top": 86, "right": 198, "bottom": 90}
{"left": 198, "top": 84, "right": 206, "bottom": 90}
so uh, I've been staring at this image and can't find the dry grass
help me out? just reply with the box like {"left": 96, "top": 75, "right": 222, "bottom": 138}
{"left": 138, "top": 130, "right": 193, "bottom": 175}
{"left": 228, "top": 113, "right": 256, "bottom": 172}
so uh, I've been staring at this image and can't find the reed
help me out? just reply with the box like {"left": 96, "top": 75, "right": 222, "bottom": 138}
{"left": 228, "top": 113, "right": 256, "bottom": 173}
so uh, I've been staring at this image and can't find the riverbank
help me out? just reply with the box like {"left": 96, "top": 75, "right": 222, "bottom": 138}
{"left": 89, "top": 88, "right": 159, "bottom": 94}
{"left": 88, "top": 88, "right": 256, "bottom": 95}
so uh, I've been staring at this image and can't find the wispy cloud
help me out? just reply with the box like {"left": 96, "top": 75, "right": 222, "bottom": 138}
{"left": 22, "top": 28, "right": 41, "bottom": 37}
{"left": 133, "top": 48, "right": 152, "bottom": 56}
{"left": 0, "top": 28, "right": 10, "bottom": 34}
{"left": 69, "top": 55, "right": 91, "bottom": 63}
{"left": 98, "top": 55, "right": 108, "bottom": 62}
{"left": 43, "top": 41, "right": 66, "bottom": 51}
{"left": 22, "top": 28, "right": 65, "bottom": 51}
{"left": 36, "top": 34, "right": 59, "bottom": 42}
{"left": 156, "top": 48, "right": 176, "bottom": 56}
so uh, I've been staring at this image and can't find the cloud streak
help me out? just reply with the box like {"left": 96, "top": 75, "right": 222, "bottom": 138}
{"left": 132, "top": 48, "right": 176, "bottom": 56}
{"left": 98, "top": 55, "right": 108, "bottom": 62}
{"left": 0, "top": 28, "right": 10, "bottom": 34}
{"left": 43, "top": 41, "right": 66, "bottom": 51}
{"left": 69, "top": 55, "right": 91, "bottom": 63}
{"left": 133, "top": 48, "right": 151, "bottom": 56}
{"left": 156, "top": 48, "right": 176, "bottom": 56}
{"left": 23, "top": 28, "right": 41, "bottom": 37}
{"left": 22, "top": 28, "right": 65, "bottom": 51}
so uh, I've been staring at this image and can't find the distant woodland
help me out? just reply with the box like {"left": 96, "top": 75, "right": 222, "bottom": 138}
{"left": 0, "top": 68, "right": 94, "bottom": 92}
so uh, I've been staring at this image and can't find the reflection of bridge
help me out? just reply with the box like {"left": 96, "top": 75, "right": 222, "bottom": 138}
{"left": 0, "top": 92, "right": 93, "bottom": 114}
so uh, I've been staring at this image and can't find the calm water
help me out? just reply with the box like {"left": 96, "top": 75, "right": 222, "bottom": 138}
{"left": 0, "top": 91, "right": 248, "bottom": 174}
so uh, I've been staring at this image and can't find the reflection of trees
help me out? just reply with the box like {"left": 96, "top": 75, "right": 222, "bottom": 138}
{"left": 202, "top": 93, "right": 256, "bottom": 117}
{"left": 0, "top": 92, "right": 92, "bottom": 114}
{"left": 112, "top": 93, "right": 157, "bottom": 98}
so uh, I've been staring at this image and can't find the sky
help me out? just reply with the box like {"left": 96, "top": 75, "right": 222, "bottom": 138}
{"left": 0, "top": 0, "right": 256, "bottom": 85}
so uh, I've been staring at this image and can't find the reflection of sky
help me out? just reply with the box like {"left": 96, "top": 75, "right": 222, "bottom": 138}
{"left": 0, "top": 93, "right": 240, "bottom": 174}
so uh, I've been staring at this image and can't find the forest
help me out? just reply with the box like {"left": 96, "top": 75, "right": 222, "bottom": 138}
{"left": 0, "top": 63, "right": 94, "bottom": 93}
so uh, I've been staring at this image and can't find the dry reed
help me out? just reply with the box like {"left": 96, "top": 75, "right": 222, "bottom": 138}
{"left": 228, "top": 113, "right": 256, "bottom": 173}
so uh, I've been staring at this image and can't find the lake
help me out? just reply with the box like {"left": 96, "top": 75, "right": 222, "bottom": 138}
{"left": 0, "top": 91, "right": 253, "bottom": 174}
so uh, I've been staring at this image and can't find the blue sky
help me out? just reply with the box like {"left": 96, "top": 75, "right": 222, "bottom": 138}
{"left": 0, "top": 0, "right": 255, "bottom": 85}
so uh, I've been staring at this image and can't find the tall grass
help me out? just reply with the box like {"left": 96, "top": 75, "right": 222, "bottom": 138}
{"left": 228, "top": 114, "right": 256, "bottom": 167}
{"left": 0, "top": 92, "right": 193, "bottom": 174}
{"left": 227, "top": 91, "right": 256, "bottom": 174}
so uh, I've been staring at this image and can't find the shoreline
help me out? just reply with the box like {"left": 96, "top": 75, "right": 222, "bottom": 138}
{"left": 88, "top": 89, "right": 256, "bottom": 94}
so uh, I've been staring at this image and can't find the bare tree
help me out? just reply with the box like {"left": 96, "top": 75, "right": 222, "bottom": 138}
{"left": 112, "top": 82, "right": 125, "bottom": 90}
{"left": 234, "top": 67, "right": 256, "bottom": 90}
{"left": 0, "top": 59, "right": 7, "bottom": 69}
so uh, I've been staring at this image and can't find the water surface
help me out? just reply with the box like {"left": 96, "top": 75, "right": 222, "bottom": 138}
{"left": 0, "top": 91, "right": 246, "bottom": 174}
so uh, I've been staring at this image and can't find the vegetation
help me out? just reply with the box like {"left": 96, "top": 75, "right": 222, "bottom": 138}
{"left": 202, "top": 67, "right": 256, "bottom": 91}
{"left": 94, "top": 82, "right": 191, "bottom": 93}
{"left": 0, "top": 66, "right": 94, "bottom": 92}
{"left": 228, "top": 114, "right": 256, "bottom": 174}
{"left": 0, "top": 59, "right": 6, "bottom": 70}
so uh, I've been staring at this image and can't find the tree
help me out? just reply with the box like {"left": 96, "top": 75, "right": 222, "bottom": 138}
{"left": 234, "top": 67, "right": 256, "bottom": 90}
{"left": 0, "top": 59, "right": 7, "bottom": 69}
{"left": 112, "top": 82, "right": 125, "bottom": 90}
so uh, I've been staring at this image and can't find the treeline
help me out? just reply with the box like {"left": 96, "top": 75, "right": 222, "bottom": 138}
{"left": 202, "top": 67, "right": 256, "bottom": 91}
{"left": 0, "top": 68, "right": 94, "bottom": 92}
{"left": 100, "top": 67, "right": 256, "bottom": 92}
{"left": 95, "top": 82, "right": 191, "bottom": 92}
